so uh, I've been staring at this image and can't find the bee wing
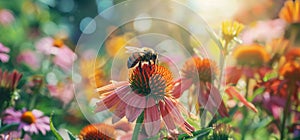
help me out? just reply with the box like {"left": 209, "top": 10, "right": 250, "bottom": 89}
{"left": 125, "top": 46, "right": 142, "bottom": 53}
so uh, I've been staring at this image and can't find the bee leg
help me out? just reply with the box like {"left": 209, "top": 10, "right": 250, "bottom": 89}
{"left": 138, "top": 62, "right": 142, "bottom": 73}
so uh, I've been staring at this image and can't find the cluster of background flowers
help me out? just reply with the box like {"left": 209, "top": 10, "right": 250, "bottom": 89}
{"left": 0, "top": 0, "right": 299, "bottom": 140}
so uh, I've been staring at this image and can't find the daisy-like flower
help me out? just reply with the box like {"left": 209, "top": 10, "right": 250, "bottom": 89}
{"left": 79, "top": 123, "right": 116, "bottom": 140}
{"left": 0, "top": 43, "right": 10, "bottom": 63}
{"left": 2, "top": 108, "right": 50, "bottom": 135}
{"left": 221, "top": 21, "right": 244, "bottom": 43}
{"left": 35, "top": 37, "right": 77, "bottom": 71}
{"left": 173, "top": 57, "right": 229, "bottom": 117}
{"left": 226, "top": 44, "right": 271, "bottom": 84}
{"left": 279, "top": 0, "right": 300, "bottom": 23}
{"left": 17, "top": 50, "right": 41, "bottom": 70}
{"left": 95, "top": 64, "right": 194, "bottom": 137}
{"left": 47, "top": 80, "right": 74, "bottom": 106}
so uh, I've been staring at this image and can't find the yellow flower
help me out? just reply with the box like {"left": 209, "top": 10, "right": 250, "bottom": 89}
{"left": 221, "top": 21, "right": 244, "bottom": 43}
{"left": 279, "top": 0, "right": 300, "bottom": 23}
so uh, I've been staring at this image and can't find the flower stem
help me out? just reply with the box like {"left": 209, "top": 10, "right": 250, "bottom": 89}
{"left": 280, "top": 81, "right": 295, "bottom": 140}
{"left": 241, "top": 78, "right": 250, "bottom": 140}
{"left": 132, "top": 111, "right": 144, "bottom": 140}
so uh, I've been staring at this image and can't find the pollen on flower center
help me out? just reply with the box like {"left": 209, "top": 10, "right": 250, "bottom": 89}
{"left": 129, "top": 64, "right": 173, "bottom": 98}
{"left": 79, "top": 123, "right": 116, "bottom": 140}
{"left": 52, "top": 39, "right": 64, "bottom": 48}
{"left": 181, "top": 57, "right": 219, "bottom": 83}
{"left": 21, "top": 111, "right": 36, "bottom": 124}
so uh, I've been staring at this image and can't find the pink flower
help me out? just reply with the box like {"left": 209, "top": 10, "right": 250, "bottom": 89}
{"left": 47, "top": 81, "right": 74, "bottom": 106}
{"left": 17, "top": 50, "right": 41, "bottom": 70}
{"left": 0, "top": 9, "right": 14, "bottom": 26}
{"left": 95, "top": 64, "right": 194, "bottom": 137}
{"left": 0, "top": 131, "right": 31, "bottom": 140}
{"left": 241, "top": 19, "right": 286, "bottom": 44}
{"left": 2, "top": 108, "right": 50, "bottom": 135}
{"left": 173, "top": 57, "right": 229, "bottom": 117}
{"left": 35, "top": 37, "right": 77, "bottom": 71}
{"left": 0, "top": 43, "right": 10, "bottom": 63}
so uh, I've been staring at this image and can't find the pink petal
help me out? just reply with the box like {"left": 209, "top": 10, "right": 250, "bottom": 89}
{"left": 159, "top": 101, "right": 176, "bottom": 131}
{"left": 225, "top": 86, "right": 258, "bottom": 113}
{"left": 32, "top": 109, "right": 44, "bottom": 118}
{"left": 208, "top": 83, "right": 229, "bottom": 117}
{"left": 123, "top": 92, "right": 146, "bottom": 108}
{"left": 173, "top": 78, "right": 193, "bottom": 98}
{"left": 0, "top": 53, "right": 9, "bottom": 62}
{"left": 125, "top": 105, "right": 143, "bottom": 122}
{"left": 144, "top": 100, "right": 161, "bottom": 137}
{"left": 0, "top": 43, "right": 10, "bottom": 53}
{"left": 164, "top": 98, "right": 184, "bottom": 126}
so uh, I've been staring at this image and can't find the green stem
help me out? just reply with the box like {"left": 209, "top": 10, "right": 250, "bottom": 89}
{"left": 29, "top": 94, "right": 38, "bottom": 110}
{"left": 132, "top": 111, "right": 144, "bottom": 140}
{"left": 241, "top": 78, "right": 250, "bottom": 140}
{"left": 218, "top": 41, "right": 229, "bottom": 90}
{"left": 280, "top": 81, "right": 294, "bottom": 140}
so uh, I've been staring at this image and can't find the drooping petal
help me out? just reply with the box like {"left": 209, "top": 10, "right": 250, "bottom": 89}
{"left": 96, "top": 81, "right": 130, "bottom": 93}
{"left": 159, "top": 101, "right": 176, "bottom": 131}
{"left": 173, "top": 78, "right": 193, "bottom": 98}
{"left": 125, "top": 105, "right": 144, "bottom": 122}
{"left": 122, "top": 92, "right": 146, "bottom": 108}
{"left": 144, "top": 98, "right": 161, "bottom": 137}
{"left": 225, "top": 86, "right": 258, "bottom": 113}
{"left": 208, "top": 83, "right": 229, "bottom": 117}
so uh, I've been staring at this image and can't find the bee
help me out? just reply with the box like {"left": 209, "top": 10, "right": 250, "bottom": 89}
{"left": 125, "top": 46, "right": 158, "bottom": 69}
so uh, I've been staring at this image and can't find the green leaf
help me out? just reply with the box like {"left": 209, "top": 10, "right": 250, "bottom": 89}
{"left": 0, "top": 123, "right": 19, "bottom": 133}
{"left": 249, "top": 87, "right": 265, "bottom": 101}
{"left": 263, "top": 71, "right": 277, "bottom": 82}
{"left": 50, "top": 113, "right": 63, "bottom": 140}
{"left": 178, "top": 127, "right": 212, "bottom": 140}
{"left": 66, "top": 130, "right": 77, "bottom": 140}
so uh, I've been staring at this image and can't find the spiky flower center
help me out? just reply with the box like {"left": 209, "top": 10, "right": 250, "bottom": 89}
{"left": 79, "top": 123, "right": 116, "bottom": 140}
{"left": 21, "top": 111, "right": 36, "bottom": 124}
{"left": 129, "top": 64, "right": 173, "bottom": 99}
{"left": 52, "top": 39, "right": 64, "bottom": 48}
{"left": 234, "top": 45, "right": 269, "bottom": 67}
{"left": 182, "top": 57, "right": 218, "bottom": 83}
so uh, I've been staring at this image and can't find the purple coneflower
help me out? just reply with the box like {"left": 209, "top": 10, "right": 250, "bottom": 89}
{"left": 3, "top": 108, "right": 50, "bottom": 135}
{"left": 35, "top": 37, "right": 77, "bottom": 71}
{"left": 95, "top": 64, "right": 194, "bottom": 137}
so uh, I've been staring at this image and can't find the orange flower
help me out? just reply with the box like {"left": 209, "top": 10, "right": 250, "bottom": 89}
{"left": 280, "top": 61, "right": 300, "bottom": 81}
{"left": 174, "top": 57, "right": 228, "bottom": 117}
{"left": 285, "top": 48, "right": 300, "bottom": 61}
{"left": 279, "top": 0, "right": 300, "bottom": 23}
{"left": 181, "top": 57, "right": 219, "bottom": 83}
{"left": 233, "top": 44, "right": 270, "bottom": 67}
{"left": 79, "top": 123, "right": 116, "bottom": 140}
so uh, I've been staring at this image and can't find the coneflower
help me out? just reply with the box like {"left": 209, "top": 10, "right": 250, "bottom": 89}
{"left": 95, "top": 64, "right": 194, "bottom": 137}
